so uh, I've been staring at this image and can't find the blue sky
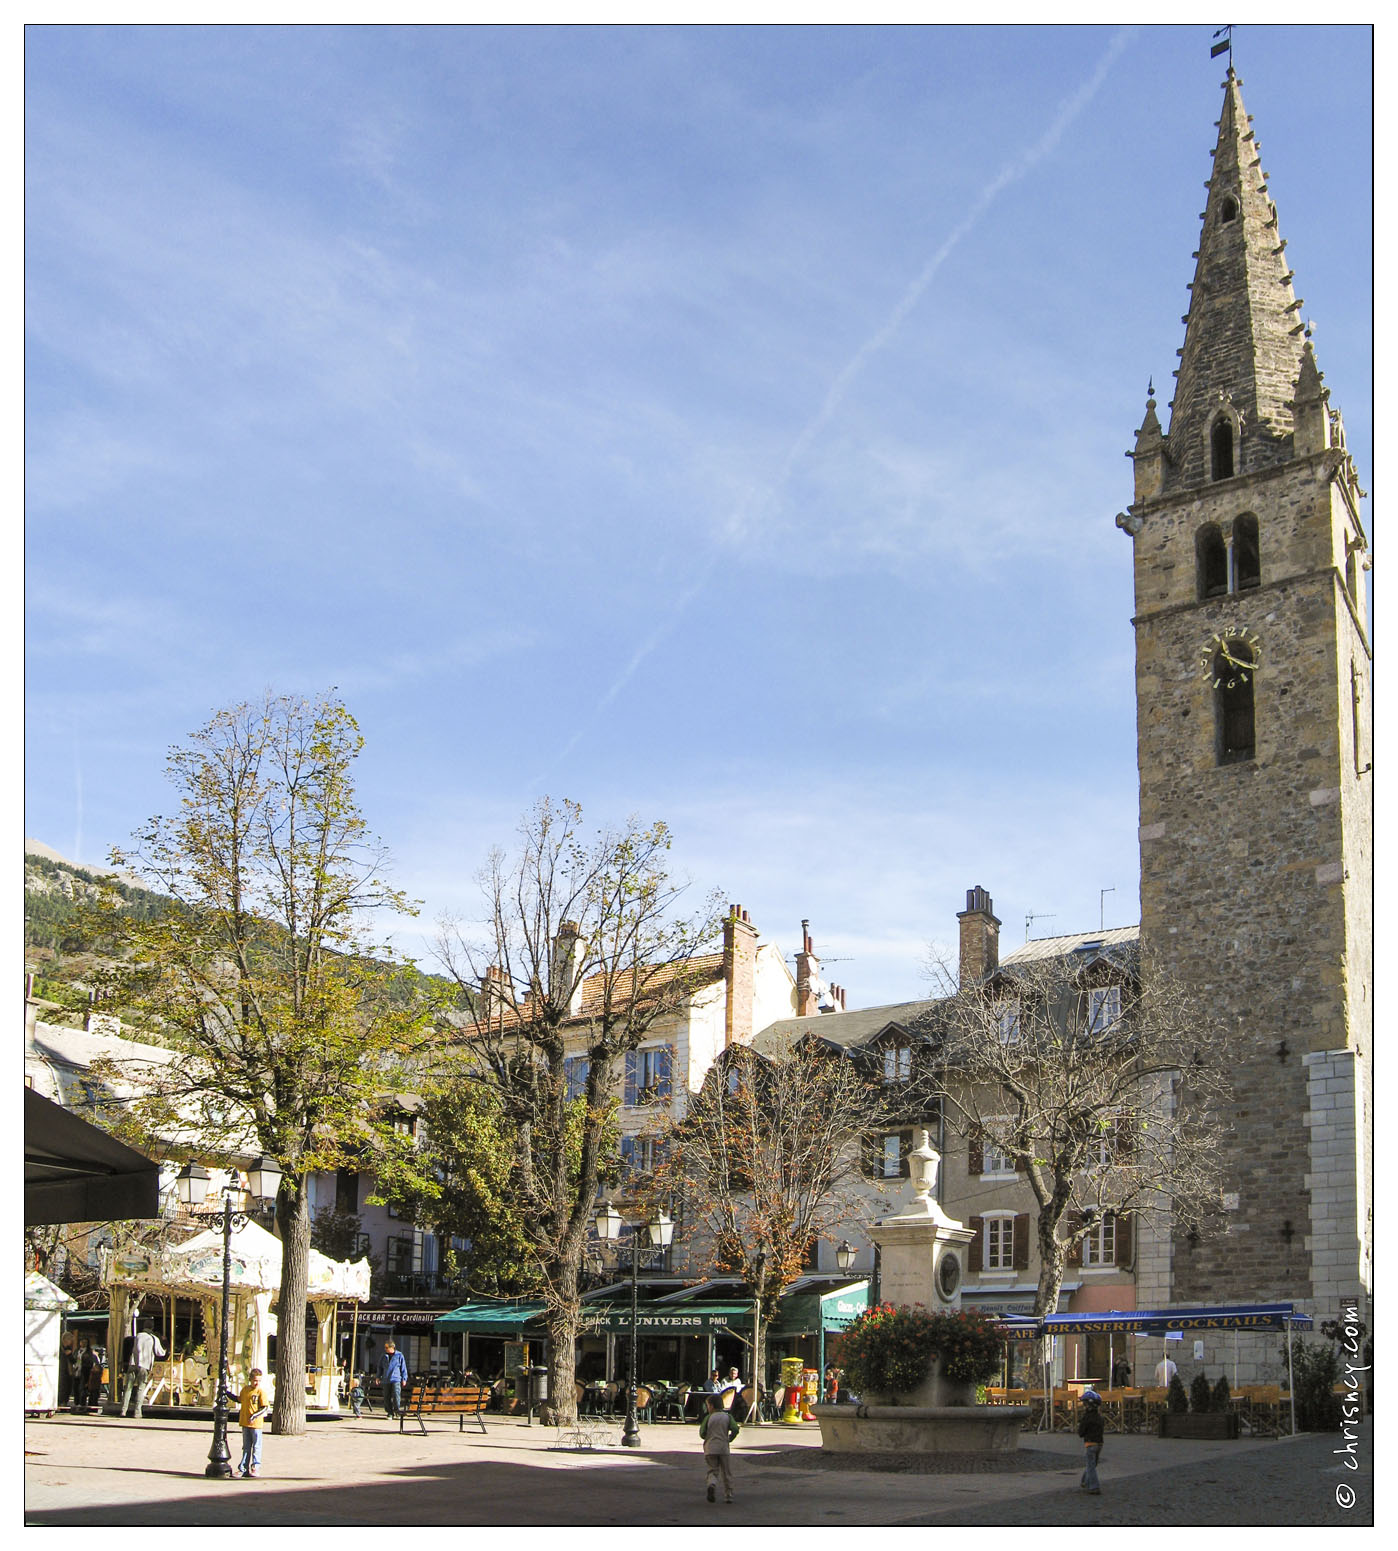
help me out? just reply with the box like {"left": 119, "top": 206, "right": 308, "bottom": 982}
{"left": 23, "top": 23, "right": 1373, "bottom": 1007}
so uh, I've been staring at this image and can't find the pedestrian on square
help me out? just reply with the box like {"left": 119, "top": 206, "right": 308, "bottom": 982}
{"left": 379, "top": 1341, "right": 407, "bottom": 1419}
{"left": 236, "top": 1367, "right": 271, "bottom": 1478}
{"left": 699, "top": 1392, "right": 740, "bottom": 1504}
{"left": 1078, "top": 1388, "right": 1104, "bottom": 1495}
{"left": 349, "top": 1372, "right": 365, "bottom": 1418}
{"left": 120, "top": 1322, "right": 165, "bottom": 1419}
{"left": 84, "top": 1345, "right": 105, "bottom": 1412}
{"left": 1154, "top": 1354, "right": 1178, "bottom": 1388}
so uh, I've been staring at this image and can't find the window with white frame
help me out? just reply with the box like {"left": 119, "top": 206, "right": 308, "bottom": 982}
{"left": 625, "top": 1045, "right": 672, "bottom": 1105}
{"left": 1082, "top": 1215, "right": 1116, "bottom": 1267}
{"left": 882, "top": 1044, "right": 912, "bottom": 1085}
{"left": 620, "top": 1136, "right": 667, "bottom": 1175}
{"left": 983, "top": 1213, "right": 1016, "bottom": 1272}
{"left": 980, "top": 1120, "right": 1016, "bottom": 1177}
{"left": 997, "top": 1000, "right": 1021, "bottom": 1045}
{"left": 865, "top": 1129, "right": 911, "bottom": 1179}
{"left": 1087, "top": 986, "right": 1121, "bottom": 1033}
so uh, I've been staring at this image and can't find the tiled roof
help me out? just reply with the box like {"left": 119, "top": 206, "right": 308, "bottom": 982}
{"left": 571, "top": 952, "right": 725, "bottom": 1022}
{"left": 750, "top": 998, "right": 940, "bottom": 1055}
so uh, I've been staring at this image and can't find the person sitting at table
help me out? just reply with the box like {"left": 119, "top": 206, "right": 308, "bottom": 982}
{"left": 703, "top": 1367, "right": 724, "bottom": 1393}
{"left": 717, "top": 1366, "right": 743, "bottom": 1396}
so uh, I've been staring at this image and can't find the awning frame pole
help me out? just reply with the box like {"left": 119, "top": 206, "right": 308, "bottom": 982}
{"left": 1286, "top": 1316, "right": 1297, "bottom": 1436}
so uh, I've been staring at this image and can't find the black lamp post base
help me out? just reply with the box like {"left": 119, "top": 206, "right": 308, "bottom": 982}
{"left": 621, "top": 1428, "right": 642, "bottom": 1447}
{"left": 205, "top": 1458, "right": 235, "bottom": 1479}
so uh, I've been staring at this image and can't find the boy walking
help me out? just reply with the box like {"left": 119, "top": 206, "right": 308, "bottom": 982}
{"left": 1077, "top": 1387, "right": 1104, "bottom": 1494}
{"left": 236, "top": 1367, "right": 271, "bottom": 1478}
{"left": 699, "top": 1393, "right": 740, "bottom": 1504}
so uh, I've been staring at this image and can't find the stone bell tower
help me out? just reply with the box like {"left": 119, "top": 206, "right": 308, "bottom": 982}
{"left": 1117, "top": 68, "right": 1371, "bottom": 1349}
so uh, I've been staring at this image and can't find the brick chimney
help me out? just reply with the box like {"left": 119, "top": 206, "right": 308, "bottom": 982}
{"left": 795, "top": 920, "right": 821, "bottom": 1017}
{"left": 957, "top": 886, "right": 1001, "bottom": 988}
{"left": 723, "top": 905, "right": 759, "bottom": 1047}
{"left": 481, "top": 964, "right": 508, "bottom": 1022}
{"left": 551, "top": 921, "right": 584, "bottom": 1015}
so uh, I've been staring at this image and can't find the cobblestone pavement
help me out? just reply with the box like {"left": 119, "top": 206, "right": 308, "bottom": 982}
{"left": 24, "top": 1412, "right": 1374, "bottom": 1527}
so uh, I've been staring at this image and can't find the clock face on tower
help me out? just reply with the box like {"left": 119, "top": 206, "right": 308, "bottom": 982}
{"left": 1199, "top": 625, "right": 1261, "bottom": 688}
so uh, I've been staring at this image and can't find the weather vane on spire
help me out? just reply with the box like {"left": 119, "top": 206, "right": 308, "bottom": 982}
{"left": 1211, "top": 25, "right": 1233, "bottom": 66}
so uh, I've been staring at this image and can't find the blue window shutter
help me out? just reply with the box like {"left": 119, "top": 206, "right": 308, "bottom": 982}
{"left": 624, "top": 1050, "right": 638, "bottom": 1105}
{"left": 656, "top": 1045, "right": 673, "bottom": 1101}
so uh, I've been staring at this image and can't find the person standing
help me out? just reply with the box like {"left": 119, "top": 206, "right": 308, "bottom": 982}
{"left": 120, "top": 1321, "right": 165, "bottom": 1419}
{"left": 1078, "top": 1388, "right": 1104, "bottom": 1494}
{"left": 1154, "top": 1354, "right": 1178, "bottom": 1389}
{"left": 379, "top": 1340, "right": 407, "bottom": 1420}
{"left": 699, "top": 1393, "right": 740, "bottom": 1504}
{"left": 236, "top": 1367, "right": 271, "bottom": 1477}
{"left": 84, "top": 1344, "right": 105, "bottom": 1413}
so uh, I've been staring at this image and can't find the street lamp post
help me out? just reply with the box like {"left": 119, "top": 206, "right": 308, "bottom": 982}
{"left": 594, "top": 1200, "right": 674, "bottom": 1449}
{"left": 175, "top": 1155, "right": 283, "bottom": 1480}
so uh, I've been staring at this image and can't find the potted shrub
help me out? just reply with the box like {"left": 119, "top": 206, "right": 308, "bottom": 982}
{"left": 837, "top": 1304, "right": 1002, "bottom": 1407}
{"left": 1159, "top": 1372, "right": 1239, "bottom": 1438}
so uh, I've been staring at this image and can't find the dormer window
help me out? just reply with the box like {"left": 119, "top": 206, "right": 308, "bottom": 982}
{"left": 882, "top": 1043, "right": 912, "bottom": 1085}
{"left": 1211, "top": 419, "right": 1235, "bottom": 480}
{"left": 1219, "top": 196, "right": 1239, "bottom": 224}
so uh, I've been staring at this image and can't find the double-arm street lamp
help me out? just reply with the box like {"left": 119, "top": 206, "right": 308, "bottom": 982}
{"left": 175, "top": 1156, "right": 283, "bottom": 1480}
{"left": 593, "top": 1199, "right": 674, "bottom": 1448}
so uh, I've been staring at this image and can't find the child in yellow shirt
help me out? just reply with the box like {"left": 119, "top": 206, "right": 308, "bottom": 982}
{"left": 236, "top": 1368, "right": 270, "bottom": 1477}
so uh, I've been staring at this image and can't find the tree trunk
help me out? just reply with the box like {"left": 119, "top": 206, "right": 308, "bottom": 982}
{"left": 545, "top": 1301, "right": 580, "bottom": 1426}
{"left": 270, "top": 1174, "right": 310, "bottom": 1435}
{"left": 1035, "top": 1217, "right": 1066, "bottom": 1317}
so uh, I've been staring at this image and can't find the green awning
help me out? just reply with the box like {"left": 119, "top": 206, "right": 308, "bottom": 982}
{"left": 584, "top": 1301, "right": 751, "bottom": 1334}
{"left": 769, "top": 1281, "right": 869, "bottom": 1336}
{"left": 433, "top": 1300, "right": 547, "bottom": 1333}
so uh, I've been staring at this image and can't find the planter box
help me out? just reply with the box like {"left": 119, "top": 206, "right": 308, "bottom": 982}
{"left": 1157, "top": 1411, "right": 1240, "bottom": 1439}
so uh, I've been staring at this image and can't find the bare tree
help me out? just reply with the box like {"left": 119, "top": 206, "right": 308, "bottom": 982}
{"left": 429, "top": 798, "right": 724, "bottom": 1425}
{"left": 92, "top": 693, "right": 429, "bottom": 1433}
{"left": 918, "top": 948, "right": 1232, "bottom": 1316}
{"left": 653, "top": 1034, "right": 888, "bottom": 1399}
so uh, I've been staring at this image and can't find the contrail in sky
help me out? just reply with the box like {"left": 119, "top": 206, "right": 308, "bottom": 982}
{"left": 539, "top": 27, "right": 1134, "bottom": 785}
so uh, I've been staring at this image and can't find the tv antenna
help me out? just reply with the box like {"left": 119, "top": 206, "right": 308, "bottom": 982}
{"left": 1025, "top": 911, "right": 1057, "bottom": 942}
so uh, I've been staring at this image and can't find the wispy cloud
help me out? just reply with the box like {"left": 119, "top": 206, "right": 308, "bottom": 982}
{"left": 547, "top": 28, "right": 1135, "bottom": 762}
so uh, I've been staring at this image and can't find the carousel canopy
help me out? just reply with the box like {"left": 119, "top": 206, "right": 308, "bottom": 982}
{"left": 107, "top": 1217, "right": 371, "bottom": 1302}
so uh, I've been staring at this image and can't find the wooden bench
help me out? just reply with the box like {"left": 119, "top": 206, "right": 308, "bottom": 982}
{"left": 400, "top": 1380, "right": 491, "bottom": 1435}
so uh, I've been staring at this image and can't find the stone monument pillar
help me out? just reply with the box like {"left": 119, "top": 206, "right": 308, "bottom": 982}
{"left": 869, "top": 1129, "right": 974, "bottom": 1309}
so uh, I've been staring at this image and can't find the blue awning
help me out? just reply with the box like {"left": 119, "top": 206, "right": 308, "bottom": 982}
{"left": 1040, "top": 1303, "right": 1312, "bottom": 1335}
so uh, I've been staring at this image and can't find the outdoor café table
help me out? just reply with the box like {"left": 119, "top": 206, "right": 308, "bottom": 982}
{"left": 1118, "top": 1389, "right": 1147, "bottom": 1433}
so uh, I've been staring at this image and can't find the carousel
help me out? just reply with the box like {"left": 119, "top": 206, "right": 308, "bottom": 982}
{"left": 104, "top": 1218, "right": 370, "bottom": 1412}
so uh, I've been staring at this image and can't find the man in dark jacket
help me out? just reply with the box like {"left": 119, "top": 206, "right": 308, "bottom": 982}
{"left": 1078, "top": 1388, "right": 1104, "bottom": 1493}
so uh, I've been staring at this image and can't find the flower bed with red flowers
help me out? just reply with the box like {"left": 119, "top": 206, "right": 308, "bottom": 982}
{"left": 835, "top": 1303, "right": 1004, "bottom": 1394}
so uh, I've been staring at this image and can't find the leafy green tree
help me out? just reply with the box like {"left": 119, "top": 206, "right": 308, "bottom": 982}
{"left": 91, "top": 693, "right": 430, "bottom": 1434}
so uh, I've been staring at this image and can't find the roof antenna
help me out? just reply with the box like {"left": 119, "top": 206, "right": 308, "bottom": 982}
{"left": 1025, "top": 911, "right": 1057, "bottom": 943}
{"left": 1100, "top": 887, "right": 1116, "bottom": 931}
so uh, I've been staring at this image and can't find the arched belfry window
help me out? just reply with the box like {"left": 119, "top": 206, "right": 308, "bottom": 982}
{"left": 1233, "top": 513, "right": 1260, "bottom": 590}
{"left": 1211, "top": 419, "right": 1235, "bottom": 481}
{"left": 1197, "top": 524, "right": 1228, "bottom": 599}
{"left": 1214, "top": 645, "right": 1258, "bottom": 766}
{"left": 1219, "top": 196, "right": 1239, "bottom": 224}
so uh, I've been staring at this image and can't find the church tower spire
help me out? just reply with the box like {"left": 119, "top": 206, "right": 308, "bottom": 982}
{"left": 1119, "top": 66, "right": 1371, "bottom": 1365}
{"left": 1163, "top": 68, "right": 1311, "bottom": 491}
